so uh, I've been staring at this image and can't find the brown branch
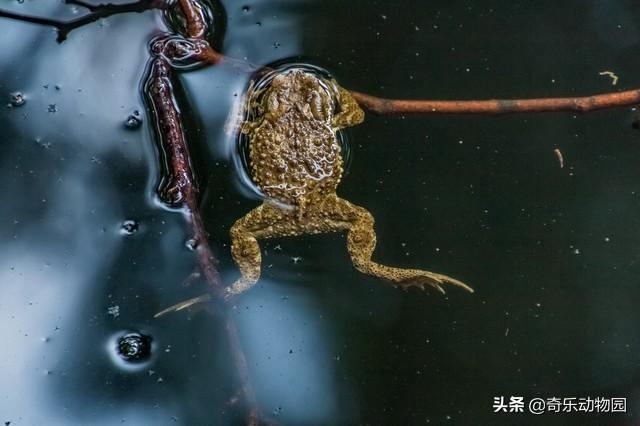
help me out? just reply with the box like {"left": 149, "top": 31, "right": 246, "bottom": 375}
{"left": 0, "top": 0, "right": 166, "bottom": 42}
{"left": 5, "top": 2, "right": 639, "bottom": 116}
{"left": 350, "top": 88, "right": 640, "bottom": 115}
{"left": 152, "top": 35, "right": 640, "bottom": 116}
{"left": 177, "top": 0, "right": 207, "bottom": 39}
{"left": 150, "top": 36, "right": 244, "bottom": 70}
{"left": 145, "top": 57, "right": 223, "bottom": 292}
{"left": 145, "top": 55, "right": 265, "bottom": 426}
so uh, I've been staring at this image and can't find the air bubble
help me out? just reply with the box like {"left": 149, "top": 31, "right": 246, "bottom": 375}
{"left": 185, "top": 238, "right": 198, "bottom": 251}
{"left": 124, "top": 110, "right": 142, "bottom": 130}
{"left": 117, "top": 332, "right": 152, "bottom": 362}
{"left": 121, "top": 220, "right": 139, "bottom": 235}
{"left": 9, "top": 92, "right": 25, "bottom": 107}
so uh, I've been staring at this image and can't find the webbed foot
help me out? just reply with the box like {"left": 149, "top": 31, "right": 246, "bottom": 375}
{"left": 396, "top": 270, "right": 473, "bottom": 294}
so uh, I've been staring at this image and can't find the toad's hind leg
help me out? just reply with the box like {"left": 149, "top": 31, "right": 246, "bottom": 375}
{"left": 335, "top": 198, "right": 473, "bottom": 294}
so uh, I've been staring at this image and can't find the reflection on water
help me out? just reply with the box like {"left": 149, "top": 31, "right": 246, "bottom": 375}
{"left": 1, "top": 0, "right": 640, "bottom": 425}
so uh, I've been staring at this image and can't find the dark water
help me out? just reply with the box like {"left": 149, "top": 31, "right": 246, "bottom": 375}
{"left": 1, "top": 1, "right": 640, "bottom": 425}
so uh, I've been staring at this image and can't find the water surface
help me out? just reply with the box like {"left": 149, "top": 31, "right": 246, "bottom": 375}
{"left": 1, "top": 1, "right": 639, "bottom": 425}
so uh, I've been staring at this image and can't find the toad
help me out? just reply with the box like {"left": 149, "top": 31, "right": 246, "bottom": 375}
{"left": 227, "top": 69, "right": 472, "bottom": 296}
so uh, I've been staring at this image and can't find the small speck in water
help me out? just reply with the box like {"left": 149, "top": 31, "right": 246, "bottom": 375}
{"left": 9, "top": 92, "right": 25, "bottom": 107}
{"left": 124, "top": 110, "right": 142, "bottom": 130}
{"left": 48, "top": 104, "right": 58, "bottom": 113}
{"left": 242, "top": 5, "right": 250, "bottom": 12}
{"left": 117, "top": 332, "right": 152, "bottom": 362}
{"left": 34, "top": 138, "right": 52, "bottom": 149}
{"left": 291, "top": 256, "right": 302, "bottom": 264}
{"left": 107, "top": 305, "right": 120, "bottom": 318}
{"left": 121, "top": 220, "right": 139, "bottom": 235}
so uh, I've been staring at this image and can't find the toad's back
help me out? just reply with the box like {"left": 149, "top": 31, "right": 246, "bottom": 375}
{"left": 245, "top": 70, "right": 343, "bottom": 206}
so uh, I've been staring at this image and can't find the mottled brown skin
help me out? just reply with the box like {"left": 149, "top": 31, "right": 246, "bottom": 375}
{"left": 228, "top": 69, "right": 473, "bottom": 296}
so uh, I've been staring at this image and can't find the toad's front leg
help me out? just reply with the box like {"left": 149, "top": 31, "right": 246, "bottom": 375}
{"left": 227, "top": 202, "right": 303, "bottom": 297}
{"left": 332, "top": 87, "right": 365, "bottom": 129}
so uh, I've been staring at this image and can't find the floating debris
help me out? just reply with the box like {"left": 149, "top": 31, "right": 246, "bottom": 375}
{"left": 107, "top": 305, "right": 120, "bottom": 318}
{"left": 598, "top": 70, "right": 619, "bottom": 86}
{"left": 553, "top": 148, "right": 564, "bottom": 168}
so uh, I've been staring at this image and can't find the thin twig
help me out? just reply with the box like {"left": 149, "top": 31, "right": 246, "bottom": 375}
{"left": 0, "top": 0, "right": 165, "bottom": 42}
{"left": 350, "top": 89, "right": 640, "bottom": 115}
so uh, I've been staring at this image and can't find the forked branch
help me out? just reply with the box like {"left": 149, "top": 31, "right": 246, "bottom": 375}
{"left": 2, "top": 2, "right": 639, "bottom": 115}
{"left": 0, "top": 0, "right": 165, "bottom": 42}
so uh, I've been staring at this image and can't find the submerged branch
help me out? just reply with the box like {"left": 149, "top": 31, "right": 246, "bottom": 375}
{"left": 0, "top": 0, "right": 165, "bottom": 42}
{"left": 350, "top": 89, "right": 640, "bottom": 115}
{"left": 145, "top": 57, "right": 223, "bottom": 292}
{"left": 146, "top": 55, "right": 263, "bottom": 425}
